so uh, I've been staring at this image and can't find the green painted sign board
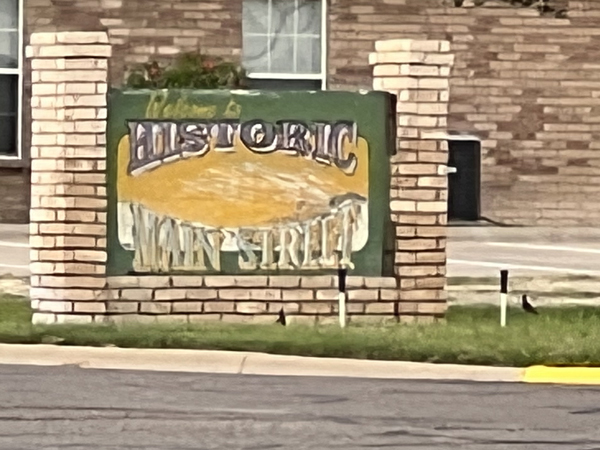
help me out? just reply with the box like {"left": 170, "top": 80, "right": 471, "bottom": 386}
{"left": 107, "top": 89, "right": 394, "bottom": 277}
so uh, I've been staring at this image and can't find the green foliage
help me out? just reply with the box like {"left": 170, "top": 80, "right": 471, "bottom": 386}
{"left": 4, "top": 295, "right": 600, "bottom": 367}
{"left": 125, "top": 52, "right": 246, "bottom": 90}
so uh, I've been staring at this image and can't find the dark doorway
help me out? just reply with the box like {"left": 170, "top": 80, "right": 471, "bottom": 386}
{"left": 448, "top": 139, "right": 481, "bottom": 221}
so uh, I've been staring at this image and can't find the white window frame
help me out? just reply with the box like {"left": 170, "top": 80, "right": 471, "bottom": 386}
{"left": 0, "top": 0, "right": 23, "bottom": 160}
{"left": 243, "top": 0, "right": 328, "bottom": 90}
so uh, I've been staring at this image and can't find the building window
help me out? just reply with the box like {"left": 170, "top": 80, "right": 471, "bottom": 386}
{"left": 242, "top": 0, "right": 327, "bottom": 90}
{"left": 0, "top": 0, "right": 22, "bottom": 158}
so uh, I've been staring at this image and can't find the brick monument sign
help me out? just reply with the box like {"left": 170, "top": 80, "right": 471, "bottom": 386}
{"left": 27, "top": 32, "right": 453, "bottom": 326}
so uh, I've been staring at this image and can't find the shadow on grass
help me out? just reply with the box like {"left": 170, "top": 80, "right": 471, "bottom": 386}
{"left": 2, "top": 295, "right": 600, "bottom": 367}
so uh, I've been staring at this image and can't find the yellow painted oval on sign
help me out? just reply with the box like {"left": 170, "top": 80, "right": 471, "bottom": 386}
{"left": 117, "top": 134, "right": 369, "bottom": 228}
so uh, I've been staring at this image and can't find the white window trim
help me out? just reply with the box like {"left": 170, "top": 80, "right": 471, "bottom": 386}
{"left": 245, "top": 0, "right": 328, "bottom": 90}
{"left": 0, "top": 0, "right": 23, "bottom": 160}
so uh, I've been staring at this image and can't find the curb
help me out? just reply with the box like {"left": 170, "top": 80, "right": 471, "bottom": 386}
{"left": 522, "top": 366, "right": 600, "bottom": 385}
{"left": 0, "top": 344, "right": 598, "bottom": 385}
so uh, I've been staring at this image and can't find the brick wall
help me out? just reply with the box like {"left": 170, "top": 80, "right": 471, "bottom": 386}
{"left": 27, "top": 32, "right": 451, "bottom": 326}
{"left": 25, "top": 0, "right": 242, "bottom": 85}
{"left": 0, "top": 169, "right": 30, "bottom": 223}
{"left": 330, "top": 0, "right": 600, "bottom": 225}
{"left": 22, "top": 1, "right": 600, "bottom": 226}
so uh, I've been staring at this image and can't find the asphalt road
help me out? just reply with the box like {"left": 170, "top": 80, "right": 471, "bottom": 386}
{"left": 2, "top": 224, "right": 600, "bottom": 279}
{"left": 1, "top": 364, "right": 600, "bottom": 450}
{"left": 447, "top": 227, "right": 600, "bottom": 277}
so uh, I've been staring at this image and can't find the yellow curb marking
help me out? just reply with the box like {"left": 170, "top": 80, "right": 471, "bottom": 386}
{"left": 523, "top": 366, "right": 600, "bottom": 385}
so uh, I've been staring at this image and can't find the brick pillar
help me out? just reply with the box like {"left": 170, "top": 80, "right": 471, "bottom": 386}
{"left": 27, "top": 32, "right": 111, "bottom": 325}
{"left": 370, "top": 39, "right": 454, "bottom": 323}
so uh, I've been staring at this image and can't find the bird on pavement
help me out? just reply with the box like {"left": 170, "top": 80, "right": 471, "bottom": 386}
{"left": 522, "top": 294, "right": 539, "bottom": 315}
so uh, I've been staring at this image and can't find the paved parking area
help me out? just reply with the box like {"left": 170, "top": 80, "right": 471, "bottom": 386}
{"left": 1, "top": 224, "right": 600, "bottom": 280}
{"left": 448, "top": 226, "right": 600, "bottom": 278}
{"left": 0, "top": 224, "right": 28, "bottom": 278}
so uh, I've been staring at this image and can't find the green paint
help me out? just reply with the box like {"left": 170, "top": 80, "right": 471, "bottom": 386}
{"left": 107, "top": 89, "right": 394, "bottom": 277}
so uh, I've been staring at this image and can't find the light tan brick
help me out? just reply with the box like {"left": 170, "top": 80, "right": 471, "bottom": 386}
{"left": 73, "top": 250, "right": 107, "bottom": 263}
{"left": 63, "top": 133, "right": 98, "bottom": 147}
{"left": 396, "top": 164, "right": 438, "bottom": 175}
{"left": 390, "top": 200, "right": 416, "bottom": 212}
{"left": 400, "top": 289, "right": 445, "bottom": 301}
{"left": 316, "top": 290, "right": 339, "bottom": 301}
{"left": 365, "top": 303, "right": 396, "bottom": 314}
{"left": 417, "top": 202, "right": 447, "bottom": 213}
{"left": 401, "top": 65, "right": 440, "bottom": 77}
{"left": 140, "top": 302, "right": 171, "bottom": 314}
{"left": 268, "top": 302, "right": 300, "bottom": 314}
{"left": 56, "top": 314, "right": 94, "bottom": 324}
{"left": 38, "top": 301, "right": 73, "bottom": 313}
{"left": 417, "top": 176, "right": 446, "bottom": 188}
{"left": 398, "top": 266, "right": 439, "bottom": 277}
{"left": 300, "top": 302, "right": 333, "bottom": 314}
{"left": 380, "top": 289, "right": 399, "bottom": 301}
{"left": 396, "top": 239, "right": 438, "bottom": 251}
{"left": 236, "top": 302, "right": 268, "bottom": 314}
{"left": 106, "top": 302, "right": 139, "bottom": 314}
{"left": 55, "top": 31, "right": 109, "bottom": 44}
{"left": 171, "top": 276, "right": 204, "bottom": 287}
{"left": 249, "top": 289, "right": 282, "bottom": 300}
{"left": 347, "top": 276, "right": 365, "bottom": 288}
{"left": 204, "top": 276, "right": 236, "bottom": 287}
{"left": 30, "top": 236, "right": 55, "bottom": 249}
{"left": 73, "top": 302, "right": 106, "bottom": 313}
{"left": 234, "top": 276, "right": 268, "bottom": 287}
{"left": 172, "top": 302, "right": 204, "bottom": 313}
{"left": 348, "top": 290, "right": 379, "bottom": 301}
{"left": 346, "top": 302, "right": 366, "bottom": 314}
{"left": 415, "top": 277, "right": 446, "bottom": 289}
{"left": 282, "top": 290, "right": 315, "bottom": 301}
{"left": 154, "top": 290, "right": 187, "bottom": 301}
{"left": 32, "top": 313, "right": 56, "bottom": 325}
{"left": 376, "top": 39, "right": 442, "bottom": 53}
{"left": 269, "top": 275, "right": 300, "bottom": 288}
{"left": 373, "top": 64, "right": 401, "bottom": 77}
{"left": 370, "top": 51, "right": 425, "bottom": 65}
{"left": 398, "top": 302, "right": 419, "bottom": 314}
{"left": 185, "top": 289, "right": 218, "bottom": 300}
{"left": 30, "top": 33, "right": 57, "bottom": 45}
{"left": 218, "top": 289, "right": 251, "bottom": 300}
{"left": 31, "top": 288, "right": 99, "bottom": 301}
{"left": 120, "top": 289, "right": 153, "bottom": 301}
{"left": 64, "top": 83, "right": 97, "bottom": 95}
{"left": 108, "top": 277, "right": 140, "bottom": 288}
{"left": 38, "top": 276, "right": 106, "bottom": 289}
{"left": 204, "top": 301, "right": 235, "bottom": 313}
{"left": 300, "top": 276, "right": 335, "bottom": 288}
{"left": 138, "top": 277, "right": 170, "bottom": 288}
{"left": 417, "top": 252, "right": 446, "bottom": 263}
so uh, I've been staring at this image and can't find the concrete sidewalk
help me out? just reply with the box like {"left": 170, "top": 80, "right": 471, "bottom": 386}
{"left": 0, "top": 224, "right": 28, "bottom": 279}
{"left": 1, "top": 343, "right": 599, "bottom": 385}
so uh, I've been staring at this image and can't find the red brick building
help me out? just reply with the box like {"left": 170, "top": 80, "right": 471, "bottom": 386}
{"left": 2, "top": 0, "right": 600, "bottom": 225}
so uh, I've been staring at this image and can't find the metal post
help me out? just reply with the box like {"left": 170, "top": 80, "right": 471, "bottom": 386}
{"left": 500, "top": 269, "right": 509, "bottom": 327}
{"left": 338, "top": 266, "right": 348, "bottom": 328}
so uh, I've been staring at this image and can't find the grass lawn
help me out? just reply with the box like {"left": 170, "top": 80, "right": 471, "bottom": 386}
{"left": 1, "top": 294, "right": 600, "bottom": 367}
